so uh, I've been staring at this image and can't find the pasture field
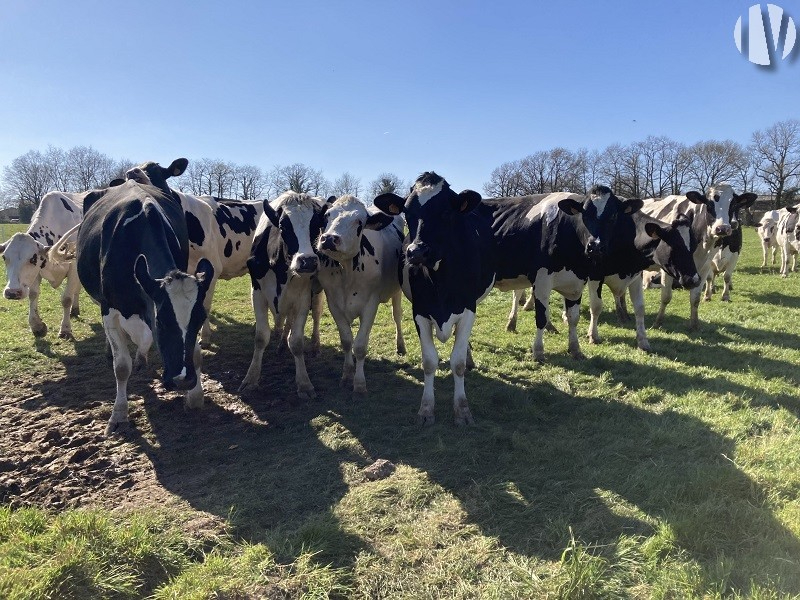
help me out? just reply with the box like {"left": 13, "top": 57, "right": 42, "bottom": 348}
{"left": 1, "top": 224, "right": 800, "bottom": 598}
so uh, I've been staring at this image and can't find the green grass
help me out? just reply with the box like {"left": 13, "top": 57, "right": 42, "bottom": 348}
{"left": 1, "top": 226, "right": 800, "bottom": 598}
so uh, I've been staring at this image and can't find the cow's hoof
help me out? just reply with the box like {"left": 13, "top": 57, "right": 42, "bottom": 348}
{"left": 534, "top": 354, "right": 545, "bottom": 364}
{"left": 506, "top": 319, "right": 517, "bottom": 333}
{"left": 545, "top": 322, "right": 559, "bottom": 333}
{"left": 32, "top": 324, "right": 48, "bottom": 338}
{"left": 105, "top": 420, "right": 129, "bottom": 437}
{"left": 588, "top": 335, "right": 601, "bottom": 345}
{"left": 722, "top": 296, "right": 731, "bottom": 302}
{"left": 200, "top": 340, "right": 212, "bottom": 350}
{"left": 417, "top": 413, "right": 435, "bottom": 426}
{"left": 454, "top": 407, "right": 474, "bottom": 426}
{"left": 297, "top": 387, "right": 316, "bottom": 401}
{"left": 58, "top": 330, "right": 74, "bottom": 341}
{"left": 352, "top": 382, "right": 367, "bottom": 395}
{"left": 570, "top": 351, "right": 586, "bottom": 360}
{"left": 396, "top": 343, "right": 407, "bottom": 356}
{"left": 340, "top": 374, "right": 354, "bottom": 388}
{"left": 70, "top": 307, "right": 80, "bottom": 318}
{"left": 238, "top": 377, "right": 258, "bottom": 392}
{"left": 185, "top": 392, "right": 204, "bottom": 409}
{"left": 638, "top": 342, "right": 652, "bottom": 353}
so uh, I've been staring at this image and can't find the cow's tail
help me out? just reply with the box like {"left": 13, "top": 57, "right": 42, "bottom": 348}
{"left": 49, "top": 223, "right": 81, "bottom": 263}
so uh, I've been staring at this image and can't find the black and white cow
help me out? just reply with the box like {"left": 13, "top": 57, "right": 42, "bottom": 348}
{"left": 374, "top": 173, "right": 496, "bottom": 426}
{"left": 585, "top": 209, "right": 700, "bottom": 351}
{"left": 704, "top": 195, "right": 757, "bottom": 301}
{"left": 776, "top": 206, "right": 800, "bottom": 277}
{"left": 315, "top": 194, "right": 406, "bottom": 393}
{"left": 240, "top": 191, "right": 328, "bottom": 398}
{"left": 480, "top": 186, "right": 644, "bottom": 362}
{"left": 638, "top": 183, "right": 757, "bottom": 329}
{"left": 75, "top": 179, "right": 213, "bottom": 435}
{"left": 758, "top": 210, "right": 780, "bottom": 269}
{"left": 0, "top": 190, "right": 90, "bottom": 338}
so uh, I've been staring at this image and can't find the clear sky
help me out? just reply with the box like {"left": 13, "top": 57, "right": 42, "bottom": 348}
{"left": 0, "top": 0, "right": 798, "bottom": 195}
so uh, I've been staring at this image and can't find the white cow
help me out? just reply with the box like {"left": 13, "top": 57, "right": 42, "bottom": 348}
{"left": 0, "top": 190, "right": 94, "bottom": 339}
{"left": 776, "top": 206, "right": 799, "bottom": 277}
{"left": 315, "top": 195, "right": 406, "bottom": 393}
{"left": 758, "top": 210, "right": 780, "bottom": 269}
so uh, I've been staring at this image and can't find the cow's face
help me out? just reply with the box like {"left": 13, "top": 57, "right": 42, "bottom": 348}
{"left": 125, "top": 158, "right": 188, "bottom": 195}
{"left": 647, "top": 212, "right": 701, "bottom": 289}
{"left": 558, "top": 186, "right": 642, "bottom": 263}
{"left": 0, "top": 233, "right": 50, "bottom": 300}
{"left": 134, "top": 255, "right": 213, "bottom": 390}
{"left": 373, "top": 172, "right": 481, "bottom": 270}
{"left": 317, "top": 195, "right": 395, "bottom": 262}
{"left": 690, "top": 184, "right": 757, "bottom": 240}
{"left": 264, "top": 192, "right": 327, "bottom": 276}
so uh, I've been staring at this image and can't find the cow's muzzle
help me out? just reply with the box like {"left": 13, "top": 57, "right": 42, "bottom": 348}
{"left": 713, "top": 224, "right": 732, "bottom": 237}
{"left": 294, "top": 255, "right": 319, "bottom": 274}
{"left": 318, "top": 233, "right": 340, "bottom": 252}
{"left": 585, "top": 238, "right": 603, "bottom": 261}
{"left": 4, "top": 288, "right": 24, "bottom": 300}
{"left": 406, "top": 242, "right": 429, "bottom": 266}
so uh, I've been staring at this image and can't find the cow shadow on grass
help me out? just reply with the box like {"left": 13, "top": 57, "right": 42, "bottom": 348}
{"left": 745, "top": 291, "right": 800, "bottom": 309}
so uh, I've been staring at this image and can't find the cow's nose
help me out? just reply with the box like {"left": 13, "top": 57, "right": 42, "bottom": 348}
{"left": 296, "top": 255, "right": 319, "bottom": 273}
{"left": 319, "top": 234, "right": 340, "bottom": 251}
{"left": 4, "top": 288, "right": 22, "bottom": 300}
{"left": 406, "top": 243, "right": 428, "bottom": 265}
{"left": 714, "top": 224, "right": 732, "bottom": 237}
{"left": 585, "top": 238, "right": 602, "bottom": 258}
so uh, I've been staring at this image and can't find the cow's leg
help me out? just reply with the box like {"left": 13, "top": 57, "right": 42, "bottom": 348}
{"left": 628, "top": 275, "right": 650, "bottom": 351}
{"left": 351, "top": 297, "right": 382, "bottom": 394}
{"left": 653, "top": 271, "right": 673, "bottom": 329}
{"left": 780, "top": 246, "right": 789, "bottom": 277}
{"left": 391, "top": 290, "right": 406, "bottom": 355}
{"left": 119, "top": 314, "right": 153, "bottom": 372}
{"left": 288, "top": 298, "right": 315, "bottom": 400}
{"left": 328, "top": 300, "right": 355, "bottom": 388}
{"left": 199, "top": 277, "right": 217, "bottom": 348}
{"left": 28, "top": 275, "right": 47, "bottom": 337}
{"left": 506, "top": 289, "right": 523, "bottom": 332}
{"left": 416, "top": 317, "right": 438, "bottom": 425}
{"left": 761, "top": 240, "right": 769, "bottom": 268}
{"left": 451, "top": 312, "right": 476, "bottom": 426}
{"left": 771, "top": 245, "right": 777, "bottom": 266}
{"left": 703, "top": 272, "right": 714, "bottom": 301}
{"left": 587, "top": 280, "right": 603, "bottom": 345}
{"left": 69, "top": 262, "right": 81, "bottom": 318}
{"left": 564, "top": 296, "right": 585, "bottom": 360}
{"left": 185, "top": 342, "right": 204, "bottom": 408}
{"left": 721, "top": 254, "right": 739, "bottom": 302}
{"left": 58, "top": 265, "right": 81, "bottom": 340}
{"left": 688, "top": 273, "right": 704, "bottom": 331}
{"left": 522, "top": 287, "right": 535, "bottom": 311}
{"left": 103, "top": 312, "right": 133, "bottom": 436}
{"left": 308, "top": 291, "right": 323, "bottom": 356}
{"left": 532, "top": 272, "right": 553, "bottom": 363}
{"left": 240, "top": 287, "right": 271, "bottom": 391}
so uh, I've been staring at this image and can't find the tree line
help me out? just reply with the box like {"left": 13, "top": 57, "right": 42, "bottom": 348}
{"left": 0, "top": 149, "right": 409, "bottom": 220}
{"left": 483, "top": 119, "right": 800, "bottom": 209}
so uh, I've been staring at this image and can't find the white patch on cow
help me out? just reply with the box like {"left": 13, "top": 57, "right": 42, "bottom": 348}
{"left": 591, "top": 191, "right": 610, "bottom": 216}
{"left": 317, "top": 195, "right": 367, "bottom": 260}
{"left": 494, "top": 274, "right": 530, "bottom": 292}
{"left": 544, "top": 201, "right": 561, "bottom": 225}
{"left": 275, "top": 192, "right": 319, "bottom": 273}
{"left": 677, "top": 223, "right": 691, "bottom": 250}
{"left": 164, "top": 275, "right": 199, "bottom": 339}
{"left": 122, "top": 208, "right": 144, "bottom": 228}
{"left": 433, "top": 259, "right": 441, "bottom": 271}
{"left": 414, "top": 180, "right": 444, "bottom": 206}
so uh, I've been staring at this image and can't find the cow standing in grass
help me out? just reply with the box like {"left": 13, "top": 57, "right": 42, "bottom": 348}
{"left": 776, "top": 206, "right": 800, "bottom": 277}
{"left": 240, "top": 192, "right": 328, "bottom": 399}
{"left": 704, "top": 194, "right": 757, "bottom": 301}
{"left": 315, "top": 194, "right": 406, "bottom": 394}
{"left": 0, "top": 190, "right": 93, "bottom": 339}
{"left": 374, "top": 173, "right": 496, "bottom": 425}
{"left": 758, "top": 210, "right": 779, "bottom": 269}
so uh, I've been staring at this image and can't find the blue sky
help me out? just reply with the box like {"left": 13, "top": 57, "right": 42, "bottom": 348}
{"left": 0, "top": 0, "right": 798, "bottom": 195}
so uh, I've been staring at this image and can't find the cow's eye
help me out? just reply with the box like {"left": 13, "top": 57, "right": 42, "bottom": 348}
{"left": 713, "top": 194, "right": 720, "bottom": 201}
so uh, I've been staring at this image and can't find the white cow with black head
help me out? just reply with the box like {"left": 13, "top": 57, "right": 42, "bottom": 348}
{"left": 315, "top": 194, "right": 406, "bottom": 394}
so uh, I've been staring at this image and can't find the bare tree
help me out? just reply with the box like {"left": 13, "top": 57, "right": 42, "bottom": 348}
{"left": 67, "top": 145, "right": 115, "bottom": 191}
{"left": 208, "top": 160, "right": 236, "bottom": 198}
{"left": 483, "top": 160, "right": 524, "bottom": 197}
{"left": 44, "top": 146, "right": 70, "bottom": 191}
{"left": 368, "top": 173, "right": 407, "bottom": 202}
{"left": 570, "top": 148, "right": 602, "bottom": 195}
{"left": 270, "top": 163, "right": 329, "bottom": 196}
{"left": 686, "top": 140, "right": 746, "bottom": 194}
{"left": 2, "top": 150, "right": 52, "bottom": 216}
{"left": 234, "top": 164, "right": 268, "bottom": 200}
{"left": 598, "top": 143, "right": 626, "bottom": 195}
{"left": 331, "top": 172, "right": 362, "bottom": 197}
{"left": 751, "top": 119, "right": 800, "bottom": 208}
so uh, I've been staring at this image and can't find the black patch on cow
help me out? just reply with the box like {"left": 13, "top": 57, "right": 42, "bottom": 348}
{"left": 236, "top": 240, "right": 241, "bottom": 251}
{"left": 215, "top": 201, "right": 259, "bottom": 239}
{"left": 224, "top": 239, "right": 233, "bottom": 258}
{"left": 186, "top": 211, "right": 206, "bottom": 246}
{"left": 360, "top": 236, "right": 375, "bottom": 257}
{"left": 60, "top": 197, "right": 75, "bottom": 213}
{"left": 29, "top": 254, "right": 37, "bottom": 266}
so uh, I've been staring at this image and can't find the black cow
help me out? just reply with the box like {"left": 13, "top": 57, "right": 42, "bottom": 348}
{"left": 374, "top": 172, "right": 496, "bottom": 426}
{"left": 76, "top": 178, "right": 213, "bottom": 435}
{"left": 239, "top": 191, "right": 328, "bottom": 398}
{"left": 479, "top": 187, "right": 643, "bottom": 362}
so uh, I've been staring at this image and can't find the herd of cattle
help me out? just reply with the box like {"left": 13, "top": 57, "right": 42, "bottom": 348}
{"left": 1, "top": 157, "right": 784, "bottom": 434}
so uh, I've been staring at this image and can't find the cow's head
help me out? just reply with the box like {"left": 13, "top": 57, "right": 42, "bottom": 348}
{"left": 317, "top": 195, "right": 396, "bottom": 262}
{"left": 557, "top": 185, "right": 642, "bottom": 263}
{"left": 134, "top": 255, "right": 213, "bottom": 391}
{"left": 125, "top": 158, "right": 188, "bottom": 196}
{"left": 263, "top": 191, "right": 328, "bottom": 276}
{"left": 0, "top": 233, "right": 53, "bottom": 300}
{"left": 644, "top": 211, "right": 701, "bottom": 289}
{"left": 373, "top": 172, "right": 481, "bottom": 269}
{"left": 688, "top": 184, "right": 757, "bottom": 240}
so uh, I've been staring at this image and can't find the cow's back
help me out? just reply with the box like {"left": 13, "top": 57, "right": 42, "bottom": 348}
{"left": 27, "top": 192, "right": 83, "bottom": 246}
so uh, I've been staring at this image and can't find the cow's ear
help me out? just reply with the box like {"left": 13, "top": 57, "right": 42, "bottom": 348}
{"left": 365, "top": 211, "right": 396, "bottom": 231}
{"left": 374, "top": 193, "right": 405, "bottom": 216}
{"left": 644, "top": 222, "right": 665, "bottom": 240}
{"left": 673, "top": 210, "right": 693, "bottom": 228}
{"left": 134, "top": 255, "right": 161, "bottom": 298}
{"left": 558, "top": 198, "right": 584, "bottom": 215}
{"left": 263, "top": 199, "right": 280, "bottom": 226}
{"left": 623, "top": 198, "right": 644, "bottom": 214}
{"left": 168, "top": 158, "right": 189, "bottom": 178}
{"left": 109, "top": 178, "right": 125, "bottom": 187}
{"left": 326, "top": 195, "right": 336, "bottom": 204}
{"left": 0, "top": 242, "right": 5, "bottom": 255}
{"left": 685, "top": 191, "right": 705, "bottom": 205}
{"left": 735, "top": 192, "right": 758, "bottom": 209}
{"left": 454, "top": 190, "right": 482, "bottom": 213}
{"left": 787, "top": 205, "right": 798, "bottom": 214}
{"left": 194, "top": 258, "right": 215, "bottom": 295}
